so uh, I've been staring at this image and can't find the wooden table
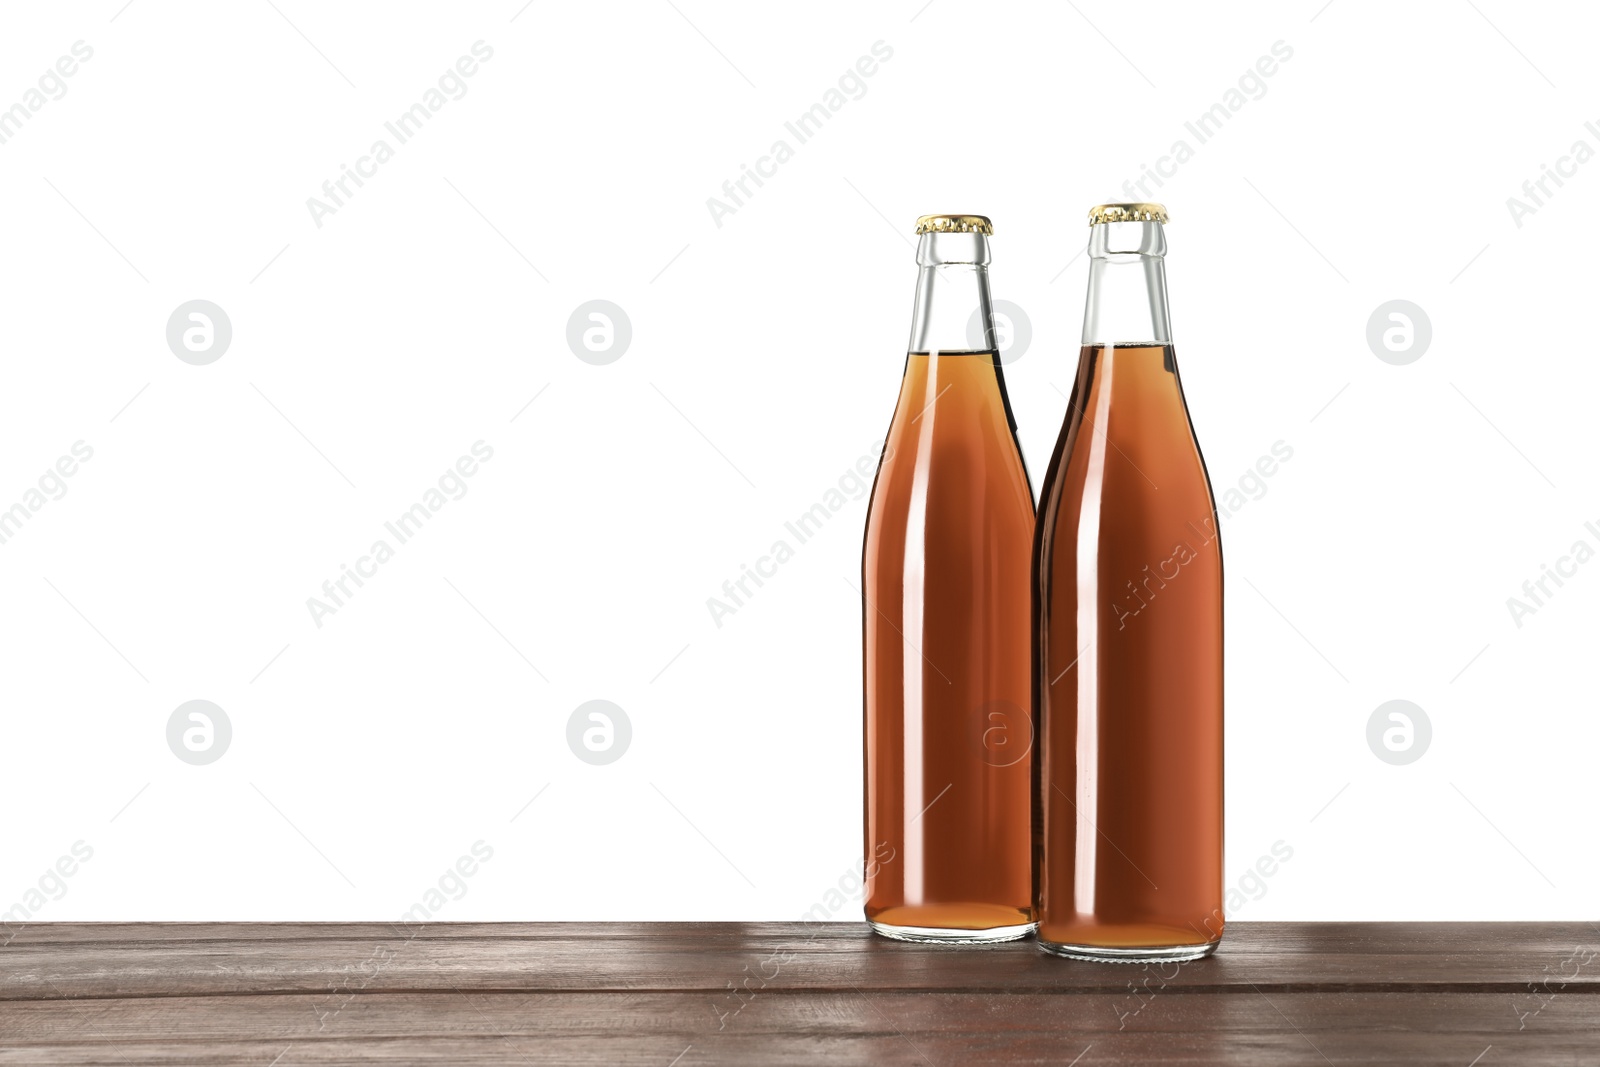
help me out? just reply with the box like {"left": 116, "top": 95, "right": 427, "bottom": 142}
{"left": 2, "top": 922, "right": 1595, "bottom": 1064}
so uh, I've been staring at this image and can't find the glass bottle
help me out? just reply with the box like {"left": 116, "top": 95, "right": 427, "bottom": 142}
{"left": 861, "top": 214, "right": 1036, "bottom": 943}
{"left": 1034, "top": 203, "right": 1224, "bottom": 961}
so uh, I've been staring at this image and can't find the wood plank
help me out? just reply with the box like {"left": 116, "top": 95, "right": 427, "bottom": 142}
{"left": 0, "top": 991, "right": 1595, "bottom": 1065}
{"left": 4, "top": 922, "right": 1596, "bottom": 1000}
{"left": 4, "top": 923, "right": 1595, "bottom": 1065}
{"left": 0, "top": 1034, "right": 1572, "bottom": 1067}
{"left": 4, "top": 990, "right": 1597, "bottom": 1038}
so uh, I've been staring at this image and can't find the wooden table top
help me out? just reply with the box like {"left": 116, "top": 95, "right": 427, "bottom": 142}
{"left": 2, "top": 922, "right": 1595, "bottom": 1064}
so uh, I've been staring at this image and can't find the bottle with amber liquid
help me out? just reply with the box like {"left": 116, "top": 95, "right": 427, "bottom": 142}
{"left": 1035, "top": 204, "right": 1223, "bottom": 961}
{"left": 861, "top": 214, "right": 1035, "bottom": 943}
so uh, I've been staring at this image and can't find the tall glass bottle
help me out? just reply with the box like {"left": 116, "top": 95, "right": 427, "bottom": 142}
{"left": 861, "top": 214, "right": 1035, "bottom": 943}
{"left": 1034, "top": 204, "right": 1224, "bottom": 961}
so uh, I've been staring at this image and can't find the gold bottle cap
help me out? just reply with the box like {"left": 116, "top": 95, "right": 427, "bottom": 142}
{"left": 914, "top": 214, "right": 993, "bottom": 235}
{"left": 1088, "top": 203, "right": 1169, "bottom": 226}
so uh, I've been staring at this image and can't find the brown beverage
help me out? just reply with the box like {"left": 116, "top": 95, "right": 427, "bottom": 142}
{"left": 1035, "top": 206, "right": 1224, "bottom": 961}
{"left": 862, "top": 215, "right": 1035, "bottom": 942}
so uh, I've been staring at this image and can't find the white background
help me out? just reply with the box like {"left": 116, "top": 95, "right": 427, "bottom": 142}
{"left": 0, "top": 0, "right": 1593, "bottom": 923}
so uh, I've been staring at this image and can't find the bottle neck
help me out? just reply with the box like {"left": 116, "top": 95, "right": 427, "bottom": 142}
{"left": 908, "top": 232, "right": 996, "bottom": 354}
{"left": 1081, "top": 221, "right": 1172, "bottom": 346}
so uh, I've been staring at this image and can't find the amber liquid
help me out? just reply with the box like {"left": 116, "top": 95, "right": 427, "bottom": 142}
{"left": 1035, "top": 344, "right": 1223, "bottom": 952}
{"left": 862, "top": 351, "right": 1035, "bottom": 934}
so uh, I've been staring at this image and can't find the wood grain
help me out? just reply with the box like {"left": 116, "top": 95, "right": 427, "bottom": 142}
{"left": 2, "top": 922, "right": 1595, "bottom": 1064}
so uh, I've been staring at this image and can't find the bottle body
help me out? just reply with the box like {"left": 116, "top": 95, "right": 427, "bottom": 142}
{"left": 862, "top": 217, "right": 1036, "bottom": 942}
{"left": 1035, "top": 208, "right": 1223, "bottom": 961}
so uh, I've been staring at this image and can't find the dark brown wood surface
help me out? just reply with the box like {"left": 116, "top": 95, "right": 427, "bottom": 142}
{"left": 2, "top": 922, "right": 1596, "bottom": 1064}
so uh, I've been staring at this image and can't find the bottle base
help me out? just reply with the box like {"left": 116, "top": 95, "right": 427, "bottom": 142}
{"left": 869, "top": 919, "right": 1037, "bottom": 945}
{"left": 1036, "top": 937, "right": 1219, "bottom": 963}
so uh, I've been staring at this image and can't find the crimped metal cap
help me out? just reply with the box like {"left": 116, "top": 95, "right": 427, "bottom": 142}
{"left": 1088, "top": 203, "right": 1169, "bottom": 225}
{"left": 914, "top": 214, "right": 993, "bottom": 235}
